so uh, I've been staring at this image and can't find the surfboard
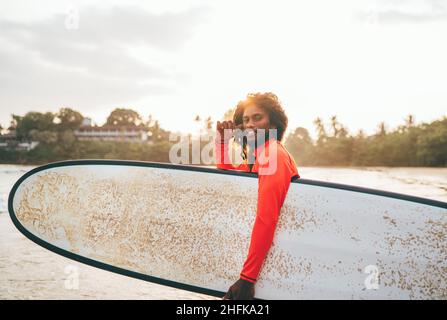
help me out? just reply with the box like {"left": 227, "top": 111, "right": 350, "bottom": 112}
{"left": 8, "top": 160, "right": 447, "bottom": 299}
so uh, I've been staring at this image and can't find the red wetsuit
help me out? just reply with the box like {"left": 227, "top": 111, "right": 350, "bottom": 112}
{"left": 215, "top": 138, "right": 300, "bottom": 283}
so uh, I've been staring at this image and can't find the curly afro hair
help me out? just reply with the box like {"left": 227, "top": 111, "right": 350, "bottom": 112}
{"left": 233, "top": 92, "right": 288, "bottom": 141}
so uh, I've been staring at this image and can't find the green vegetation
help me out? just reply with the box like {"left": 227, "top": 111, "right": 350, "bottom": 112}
{"left": 1, "top": 108, "right": 446, "bottom": 167}
{"left": 0, "top": 108, "right": 173, "bottom": 165}
{"left": 285, "top": 115, "right": 447, "bottom": 167}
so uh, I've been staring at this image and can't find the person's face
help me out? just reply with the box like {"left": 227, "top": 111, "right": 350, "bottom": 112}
{"left": 242, "top": 104, "right": 276, "bottom": 143}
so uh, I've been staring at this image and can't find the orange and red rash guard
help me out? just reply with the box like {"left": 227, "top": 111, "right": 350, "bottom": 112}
{"left": 215, "top": 138, "right": 300, "bottom": 283}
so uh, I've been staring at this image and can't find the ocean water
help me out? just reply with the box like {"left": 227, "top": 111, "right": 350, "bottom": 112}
{"left": 0, "top": 164, "right": 446, "bottom": 299}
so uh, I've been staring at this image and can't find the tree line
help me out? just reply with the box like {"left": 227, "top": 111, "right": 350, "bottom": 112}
{"left": 284, "top": 115, "right": 447, "bottom": 167}
{"left": 0, "top": 108, "right": 173, "bottom": 164}
{"left": 1, "top": 107, "right": 446, "bottom": 167}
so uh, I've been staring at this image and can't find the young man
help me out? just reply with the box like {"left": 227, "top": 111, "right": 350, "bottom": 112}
{"left": 215, "top": 92, "right": 300, "bottom": 299}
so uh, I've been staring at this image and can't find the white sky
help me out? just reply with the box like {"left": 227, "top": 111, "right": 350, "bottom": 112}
{"left": 0, "top": 0, "right": 446, "bottom": 138}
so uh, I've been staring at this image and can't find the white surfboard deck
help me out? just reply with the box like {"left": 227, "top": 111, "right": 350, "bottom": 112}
{"left": 8, "top": 160, "right": 447, "bottom": 299}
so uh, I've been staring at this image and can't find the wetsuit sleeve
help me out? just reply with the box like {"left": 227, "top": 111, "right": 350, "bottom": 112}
{"left": 240, "top": 152, "right": 293, "bottom": 283}
{"left": 215, "top": 140, "right": 249, "bottom": 171}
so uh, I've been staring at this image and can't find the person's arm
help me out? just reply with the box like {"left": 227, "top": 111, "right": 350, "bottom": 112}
{"left": 215, "top": 120, "right": 249, "bottom": 171}
{"left": 240, "top": 153, "right": 293, "bottom": 283}
{"left": 223, "top": 149, "right": 294, "bottom": 299}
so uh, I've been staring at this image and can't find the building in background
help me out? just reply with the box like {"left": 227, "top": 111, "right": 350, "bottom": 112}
{"left": 0, "top": 128, "right": 40, "bottom": 151}
{"left": 74, "top": 118, "right": 153, "bottom": 144}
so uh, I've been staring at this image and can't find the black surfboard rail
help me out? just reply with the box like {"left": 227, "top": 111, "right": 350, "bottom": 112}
{"left": 7, "top": 159, "right": 447, "bottom": 299}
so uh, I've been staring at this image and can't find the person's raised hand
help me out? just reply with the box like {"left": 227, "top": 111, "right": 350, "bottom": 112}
{"left": 216, "top": 120, "right": 242, "bottom": 143}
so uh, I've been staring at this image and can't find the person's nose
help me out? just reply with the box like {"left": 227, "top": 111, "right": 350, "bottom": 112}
{"left": 245, "top": 119, "right": 255, "bottom": 130}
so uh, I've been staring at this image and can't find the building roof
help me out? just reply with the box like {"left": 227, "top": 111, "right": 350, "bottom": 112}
{"left": 76, "top": 125, "right": 148, "bottom": 132}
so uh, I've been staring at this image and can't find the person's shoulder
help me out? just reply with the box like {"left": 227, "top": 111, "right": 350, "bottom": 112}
{"left": 270, "top": 140, "right": 291, "bottom": 159}
{"left": 275, "top": 140, "right": 288, "bottom": 152}
{"left": 258, "top": 139, "right": 285, "bottom": 155}
{"left": 271, "top": 140, "right": 298, "bottom": 169}
{"left": 257, "top": 140, "right": 291, "bottom": 166}
{"left": 257, "top": 140, "right": 296, "bottom": 176}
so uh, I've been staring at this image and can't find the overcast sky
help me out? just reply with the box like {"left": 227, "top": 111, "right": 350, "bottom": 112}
{"left": 1, "top": 0, "right": 446, "bottom": 138}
